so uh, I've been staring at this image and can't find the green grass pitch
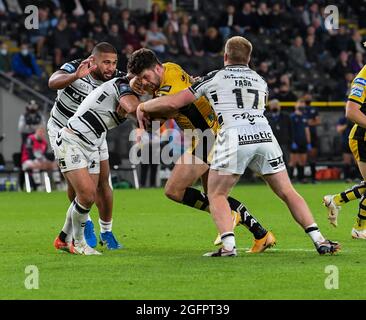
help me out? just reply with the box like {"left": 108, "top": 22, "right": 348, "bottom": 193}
{"left": 1, "top": 182, "right": 366, "bottom": 300}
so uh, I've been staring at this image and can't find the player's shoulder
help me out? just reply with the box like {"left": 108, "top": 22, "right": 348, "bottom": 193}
{"left": 248, "top": 68, "right": 268, "bottom": 86}
{"left": 192, "top": 69, "right": 221, "bottom": 90}
{"left": 159, "top": 62, "right": 191, "bottom": 92}
{"left": 163, "top": 62, "right": 184, "bottom": 73}
{"left": 162, "top": 62, "right": 189, "bottom": 81}
{"left": 353, "top": 65, "right": 366, "bottom": 86}
{"left": 59, "top": 59, "right": 82, "bottom": 73}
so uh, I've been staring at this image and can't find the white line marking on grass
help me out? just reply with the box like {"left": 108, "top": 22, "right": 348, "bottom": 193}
{"left": 238, "top": 247, "right": 317, "bottom": 252}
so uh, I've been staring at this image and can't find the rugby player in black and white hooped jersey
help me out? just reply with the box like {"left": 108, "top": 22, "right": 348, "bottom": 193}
{"left": 136, "top": 36, "right": 341, "bottom": 257}
{"left": 48, "top": 42, "right": 125, "bottom": 251}
{"left": 54, "top": 75, "right": 139, "bottom": 255}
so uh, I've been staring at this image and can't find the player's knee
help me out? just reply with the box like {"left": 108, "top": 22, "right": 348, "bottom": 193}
{"left": 97, "top": 178, "right": 112, "bottom": 194}
{"left": 77, "top": 187, "right": 96, "bottom": 208}
{"left": 164, "top": 184, "right": 184, "bottom": 202}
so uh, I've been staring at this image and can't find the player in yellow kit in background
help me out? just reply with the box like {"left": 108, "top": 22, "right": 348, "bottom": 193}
{"left": 127, "top": 48, "right": 275, "bottom": 252}
{"left": 323, "top": 64, "right": 366, "bottom": 238}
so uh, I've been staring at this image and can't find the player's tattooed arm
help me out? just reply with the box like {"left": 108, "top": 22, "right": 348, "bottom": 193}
{"left": 48, "top": 57, "right": 97, "bottom": 90}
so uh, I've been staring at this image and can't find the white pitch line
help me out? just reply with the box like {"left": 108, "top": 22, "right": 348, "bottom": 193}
{"left": 238, "top": 247, "right": 319, "bottom": 252}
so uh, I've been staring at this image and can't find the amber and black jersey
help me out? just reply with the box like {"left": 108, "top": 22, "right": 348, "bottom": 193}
{"left": 155, "top": 63, "right": 218, "bottom": 134}
{"left": 349, "top": 65, "right": 366, "bottom": 141}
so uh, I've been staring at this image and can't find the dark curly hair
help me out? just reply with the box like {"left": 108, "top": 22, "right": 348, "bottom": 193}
{"left": 127, "top": 48, "right": 162, "bottom": 75}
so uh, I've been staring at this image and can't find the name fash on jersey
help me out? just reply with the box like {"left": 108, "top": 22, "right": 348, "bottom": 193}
{"left": 189, "top": 65, "right": 271, "bottom": 145}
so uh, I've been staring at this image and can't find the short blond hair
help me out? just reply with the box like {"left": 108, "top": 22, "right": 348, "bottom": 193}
{"left": 225, "top": 36, "right": 252, "bottom": 64}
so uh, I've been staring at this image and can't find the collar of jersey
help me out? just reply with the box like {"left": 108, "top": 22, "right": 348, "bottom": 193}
{"left": 224, "top": 64, "right": 249, "bottom": 68}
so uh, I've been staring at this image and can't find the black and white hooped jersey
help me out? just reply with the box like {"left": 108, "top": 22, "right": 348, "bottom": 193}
{"left": 189, "top": 65, "right": 269, "bottom": 130}
{"left": 67, "top": 77, "right": 137, "bottom": 146}
{"left": 49, "top": 59, "right": 124, "bottom": 129}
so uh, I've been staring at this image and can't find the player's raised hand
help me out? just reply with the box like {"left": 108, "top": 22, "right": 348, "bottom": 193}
{"left": 74, "top": 57, "right": 97, "bottom": 79}
{"left": 130, "top": 77, "right": 146, "bottom": 95}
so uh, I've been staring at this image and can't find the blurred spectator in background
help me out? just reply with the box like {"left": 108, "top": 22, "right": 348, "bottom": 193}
{"left": 331, "top": 51, "right": 352, "bottom": 79}
{"left": 289, "top": 99, "right": 311, "bottom": 182}
{"left": 50, "top": 7, "right": 63, "bottom": 28}
{"left": 21, "top": 126, "right": 61, "bottom": 190}
{"left": 146, "top": 22, "right": 167, "bottom": 60}
{"left": 137, "top": 25, "right": 147, "bottom": 48}
{"left": 101, "top": 11, "right": 111, "bottom": 34}
{"left": 288, "top": 36, "right": 309, "bottom": 69}
{"left": 337, "top": 113, "right": 355, "bottom": 182}
{"left": 302, "top": 2, "right": 322, "bottom": 27}
{"left": 69, "top": 18, "right": 83, "bottom": 46}
{"left": 124, "top": 24, "right": 142, "bottom": 51}
{"left": 165, "top": 11, "right": 179, "bottom": 33}
{"left": 190, "top": 24, "right": 204, "bottom": 57}
{"left": 237, "top": 1, "right": 257, "bottom": 34}
{"left": 148, "top": 3, "right": 165, "bottom": 28}
{"left": 334, "top": 72, "right": 354, "bottom": 100}
{"left": 83, "top": 10, "right": 97, "bottom": 38}
{"left": 117, "top": 44, "right": 133, "bottom": 73}
{"left": 92, "top": 23, "right": 107, "bottom": 43}
{"left": 218, "top": 4, "right": 239, "bottom": 41}
{"left": 328, "top": 25, "right": 349, "bottom": 57}
{"left": 0, "top": 42, "right": 13, "bottom": 76}
{"left": 350, "top": 52, "right": 364, "bottom": 74}
{"left": 18, "top": 100, "right": 45, "bottom": 145}
{"left": 85, "top": 0, "right": 105, "bottom": 15}
{"left": 348, "top": 30, "right": 365, "bottom": 56}
{"left": 11, "top": 43, "right": 42, "bottom": 80}
{"left": 107, "top": 23, "right": 124, "bottom": 53}
{"left": 119, "top": 8, "right": 132, "bottom": 33}
{"left": 164, "top": 23, "right": 179, "bottom": 57}
{"left": 303, "top": 93, "right": 320, "bottom": 183}
{"left": 180, "top": 13, "right": 190, "bottom": 29}
{"left": 305, "top": 34, "right": 319, "bottom": 66}
{"left": 161, "top": 2, "right": 174, "bottom": 27}
{"left": 203, "top": 27, "right": 223, "bottom": 57}
{"left": 256, "top": 2, "right": 270, "bottom": 33}
{"left": 177, "top": 23, "right": 194, "bottom": 57}
{"left": 273, "top": 83, "right": 297, "bottom": 101}
{"left": 52, "top": 18, "right": 71, "bottom": 68}
{"left": 266, "top": 99, "right": 292, "bottom": 165}
{"left": 28, "top": 7, "right": 51, "bottom": 58}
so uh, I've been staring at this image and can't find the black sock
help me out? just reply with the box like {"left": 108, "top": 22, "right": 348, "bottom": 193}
{"left": 182, "top": 187, "right": 268, "bottom": 239}
{"left": 59, "top": 230, "right": 68, "bottom": 243}
{"left": 288, "top": 166, "right": 294, "bottom": 179}
{"left": 310, "top": 162, "right": 316, "bottom": 181}
{"left": 182, "top": 187, "right": 210, "bottom": 211}
{"left": 343, "top": 164, "right": 350, "bottom": 180}
{"left": 297, "top": 165, "right": 304, "bottom": 181}
{"left": 227, "top": 197, "right": 267, "bottom": 239}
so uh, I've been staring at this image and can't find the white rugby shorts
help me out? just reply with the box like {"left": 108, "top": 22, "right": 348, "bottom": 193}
{"left": 211, "top": 126, "right": 286, "bottom": 175}
{"left": 53, "top": 128, "right": 101, "bottom": 174}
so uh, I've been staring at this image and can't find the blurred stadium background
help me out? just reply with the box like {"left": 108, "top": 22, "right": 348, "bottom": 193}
{"left": 0, "top": 0, "right": 365, "bottom": 190}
